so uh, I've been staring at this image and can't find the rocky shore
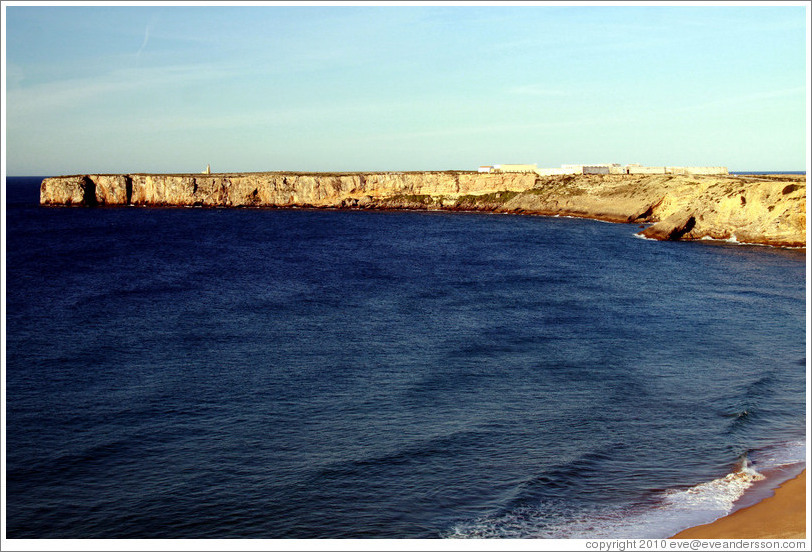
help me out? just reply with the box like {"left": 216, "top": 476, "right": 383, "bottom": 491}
{"left": 40, "top": 171, "right": 806, "bottom": 247}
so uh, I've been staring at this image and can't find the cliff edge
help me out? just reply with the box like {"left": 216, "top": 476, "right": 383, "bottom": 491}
{"left": 39, "top": 171, "right": 806, "bottom": 248}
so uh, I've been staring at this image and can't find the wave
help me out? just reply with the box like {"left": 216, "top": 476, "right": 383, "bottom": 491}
{"left": 749, "top": 440, "right": 806, "bottom": 471}
{"left": 699, "top": 234, "right": 806, "bottom": 250}
{"left": 447, "top": 440, "right": 805, "bottom": 539}
{"left": 723, "top": 408, "right": 755, "bottom": 434}
{"left": 719, "top": 373, "right": 786, "bottom": 434}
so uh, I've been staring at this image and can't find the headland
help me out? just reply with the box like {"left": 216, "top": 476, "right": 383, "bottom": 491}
{"left": 39, "top": 171, "right": 806, "bottom": 248}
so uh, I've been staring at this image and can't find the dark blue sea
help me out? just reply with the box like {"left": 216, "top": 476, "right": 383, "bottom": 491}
{"left": 731, "top": 171, "right": 806, "bottom": 175}
{"left": 4, "top": 176, "right": 807, "bottom": 539}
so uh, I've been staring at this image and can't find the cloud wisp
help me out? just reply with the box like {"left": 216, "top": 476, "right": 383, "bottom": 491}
{"left": 6, "top": 62, "right": 241, "bottom": 121}
{"left": 136, "top": 24, "right": 151, "bottom": 58}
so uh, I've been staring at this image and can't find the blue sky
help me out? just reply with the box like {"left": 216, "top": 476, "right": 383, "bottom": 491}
{"left": 3, "top": 4, "right": 808, "bottom": 175}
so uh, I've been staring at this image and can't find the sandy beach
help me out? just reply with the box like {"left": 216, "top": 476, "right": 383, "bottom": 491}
{"left": 672, "top": 470, "right": 807, "bottom": 539}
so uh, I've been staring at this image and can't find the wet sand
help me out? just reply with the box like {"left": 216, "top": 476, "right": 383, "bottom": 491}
{"left": 672, "top": 470, "right": 807, "bottom": 539}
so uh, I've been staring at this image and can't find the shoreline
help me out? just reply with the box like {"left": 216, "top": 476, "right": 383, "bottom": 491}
{"left": 37, "top": 201, "right": 809, "bottom": 251}
{"left": 41, "top": 202, "right": 809, "bottom": 251}
{"left": 37, "top": 172, "right": 807, "bottom": 249}
{"left": 671, "top": 468, "right": 807, "bottom": 539}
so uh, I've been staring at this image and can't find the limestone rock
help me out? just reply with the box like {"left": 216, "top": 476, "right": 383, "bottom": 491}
{"left": 639, "top": 212, "right": 696, "bottom": 241}
{"left": 40, "top": 176, "right": 88, "bottom": 205}
{"left": 91, "top": 175, "right": 130, "bottom": 205}
{"left": 39, "top": 171, "right": 806, "bottom": 248}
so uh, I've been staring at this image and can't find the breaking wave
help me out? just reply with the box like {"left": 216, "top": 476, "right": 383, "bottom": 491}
{"left": 448, "top": 441, "right": 805, "bottom": 539}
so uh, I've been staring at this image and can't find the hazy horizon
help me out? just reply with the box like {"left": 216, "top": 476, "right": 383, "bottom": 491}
{"left": 4, "top": 3, "right": 809, "bottom": 176}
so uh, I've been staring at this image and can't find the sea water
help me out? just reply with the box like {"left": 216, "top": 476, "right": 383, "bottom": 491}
{"left": 4, "top": 176, "right": 807, "bottom": 539}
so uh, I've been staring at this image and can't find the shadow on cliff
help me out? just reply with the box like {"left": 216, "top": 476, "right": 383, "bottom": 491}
{"left": 81, "top": 176, "right": 98, "bottom": 207}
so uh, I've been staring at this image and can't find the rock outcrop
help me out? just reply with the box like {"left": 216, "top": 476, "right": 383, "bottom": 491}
{"left": 40, "top": 171, "right": 806, "bottom": 248}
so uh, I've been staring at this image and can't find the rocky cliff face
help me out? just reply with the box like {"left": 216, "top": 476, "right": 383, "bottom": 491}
{"left": 39, "top": 172, "right": 537, "bottom": 208}
{"left": 40, "top": 171, "right": 806, "bottom": 248}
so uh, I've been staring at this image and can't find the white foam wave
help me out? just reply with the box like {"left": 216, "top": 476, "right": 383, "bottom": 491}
{"left": 749, "top": 440, "right": 806, "bottom": 470}
{"left": 448, "top": 447, "right": 805, "bottom": 539}
{"left": 696, "top": 233, "right": 805, "bottom": 249}
{"left": 696, "top": 234, "right": 741, "bottom": 244}
{"left": 659, "top": 460, "right": 764, "bottom": 520}
{"left": 632, "top": 232, "right": 657, "bottom": 241}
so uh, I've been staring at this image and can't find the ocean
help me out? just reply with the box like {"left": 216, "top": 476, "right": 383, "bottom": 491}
{"left": 4, "top": 176, "right": 807, "bottom": 539}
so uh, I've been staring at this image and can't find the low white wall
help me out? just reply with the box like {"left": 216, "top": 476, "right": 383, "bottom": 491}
{"left": 629, "top": 166, "right": 666, "bottom": 174}
{"left": 495, "top": 164, "right": 538, "bottom": 173}
{"left": 494, "top": 164, "right": 728, "bottom": 176}
{"left": 536, "top": 167, "right": 580, "bottom": 176}
{"left": 683, "top": 166, "right": 728, "bottom": 175}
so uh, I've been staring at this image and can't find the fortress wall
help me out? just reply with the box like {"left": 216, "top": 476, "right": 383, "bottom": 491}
{"left": 681, "top": 167, "right": 728, "bottom": 175}
{"left": 493, "top": 164, "right": 538, "bottom": 173}
{"left": 629, "top": 166, "right": 667, "bottom": 174}
{"left": 666, "top": 167, "right": 729, "bottom": 175}
{"left": 536, "top": 168, "right": 578, "bottom": 176}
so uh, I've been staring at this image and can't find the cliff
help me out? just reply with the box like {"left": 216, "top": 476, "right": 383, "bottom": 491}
{"left": 39, "top": 171, "right": 806, "bottom": 248}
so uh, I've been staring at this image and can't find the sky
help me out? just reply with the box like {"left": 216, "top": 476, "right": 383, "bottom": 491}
{"left": 2, "top": 2, "right": 809, "bottom": 175}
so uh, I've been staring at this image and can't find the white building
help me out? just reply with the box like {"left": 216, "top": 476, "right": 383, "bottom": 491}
{"left": 481, "top": 162, "right": 728, "bottom": 176}
{"left": 536, "top": 163, "right": 727, "bottom": 176}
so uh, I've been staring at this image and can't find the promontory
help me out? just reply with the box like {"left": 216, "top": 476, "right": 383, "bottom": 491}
{"left": 39, "top": 171, "right": 806, "bottom": 248}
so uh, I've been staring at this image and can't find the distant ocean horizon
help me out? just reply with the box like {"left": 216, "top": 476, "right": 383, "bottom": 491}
{"left": 3, "top": 169, "right": 807, "bottom": 180}
{"left": 731, "top": 171, "right": 806, "bottom": 175}
{"left": 5, "top": 175, "right": 807, "bottom": 539}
